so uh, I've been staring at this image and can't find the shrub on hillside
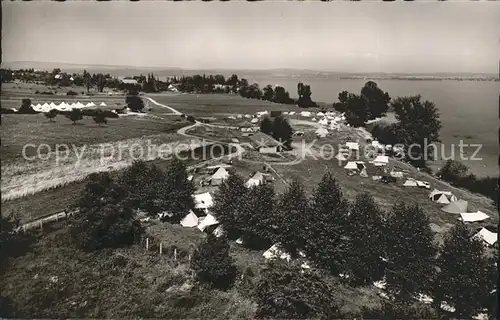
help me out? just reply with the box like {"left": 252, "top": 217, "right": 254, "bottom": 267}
{"left": 191, "top": 234, "right": 237, "bottom": 290}
{"left": 66, "top": 90, "right": 78, "bottom": 96}
{"left": 255, "top": 260, "right": 338, "bottom": 319}
{"left": 44, "top": 109, "right": 58, "bottom": 122}
{"left": 186, "top": 115, "right": 195, "bottom": 123}
{"left": 65, "top": 108, "right": 83, "bottom": 124}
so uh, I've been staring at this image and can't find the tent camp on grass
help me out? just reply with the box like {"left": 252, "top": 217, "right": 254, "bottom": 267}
{"left": 193, "top": 192, "right": 214, "bottom": 211}
{"left": 429, "top": 189, "right": 458, "bottom": 204}
{"left": 441, "top": 199, "right": 468, "bottom": 214}
{"left": 345, "top": 142, "right": 359, "bottom": 151}
{"left": 245, "top": 171, "right": 267, "bottom": 188}
{"left": 459, "top": 211, "right": 490, "bottom": 223}
{"left": 210, "top": 167, "right": 229, "bottom": 186}
{"left": 474, "top": 227, "right": 498, "bottom": 246}
{"left": 372, "top": 155, "right": 389, "bottom": 166}
{"left": 197, "top": 213, "right": 219, "bottom": 232}
{"left": 180, "top": 210, "right": 199, "bottom": 228}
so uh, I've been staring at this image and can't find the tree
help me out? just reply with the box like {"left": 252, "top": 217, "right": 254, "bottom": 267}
{"left": 344, "top": 93, "right": 368, "bottom": 127}
{"left": 437, "top": 159, "right": 469, "bottom": 181}
{"left": 92, "top": 110, "right": 107, "bottom": 126}
{"left": 262, "top": 85, "right": 274, "bottom": 101}
{"left": 260, "top": 116, "right": 273, "bottom": 135}
{"left": 125, "top": 89, "right": 145, "bottom": 112}
{"left": 384, "top": 203, "right": 436, "bottom": 301}
{"left": 274, "top": 179, "right": 310, "bottom": 257}
{"left": 0, "top": 213, "right": 31, "bottom": 274}
{"left": 66, "top": 108, "right": 83, "bottom": 124}
{"left": 44, "top": 109, "right": 58, "bottom": 122}
{"left": 238, "top": 183, "right": 276, "bottom": 249}
{"left": 118, "top": 161, "right": 152, "bottom": 210}
{"left": 303, "top": 173, "right": 349, "bottom": 275}
{"left": 271, "top": 115, "right": 293, "bottom": 149}
{"left": 83, "top": 69, "right": 92, "bottom": 93}
{"left": 211, "top": 172, "right": 248, "bottom": 239}
{"left": 255, "top": 260, "right": 338, "bottom": 319}
{"left": 344, "top": 193, "right": 386, "bottom": 285}
{"left": 360, "top": 81, "right": 391, "bottom": 119}
{"left": 297, "top": 82, "right": 316, "bottom": 108}
{"left": 191, "top": 234, "right": 237, "bottom": 290}
{"left": 432, "top": 224, "right": 496, "bottom": 317}
{"left": 273, "top": 86, "right": 292, "bottom": 104}
{"left": 18, "top": 98, "right": 36, "bottom": 114}
{"left": 71, "top": 172, "right": 142, "bottom": 251}
{"left": 161, "top": 158, "right": 195, "bottom": 223}
{"left": 390, "top": 95, "right": 442, "bottom": 166}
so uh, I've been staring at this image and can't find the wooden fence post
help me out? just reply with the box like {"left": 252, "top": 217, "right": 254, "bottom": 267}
{"left": 174, "top": 248, "right": 177, "bottom": 261}
{"left": 146, "top": 237, "right": 149, "bottom": 251}
{"left": 159, "top": 242, "right": 163, "bottom": 255}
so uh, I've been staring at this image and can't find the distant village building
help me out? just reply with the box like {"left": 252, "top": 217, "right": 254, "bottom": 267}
{"left": 248, "top": 132, "right": 283, "bottom": 154}
{"left": 122, "top": 79, "right": 139, "bottom": 85}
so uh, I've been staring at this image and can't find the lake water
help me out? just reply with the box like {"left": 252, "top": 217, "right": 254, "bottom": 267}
{"left": 243, "top": 76, "right": 498, "bottom": 177}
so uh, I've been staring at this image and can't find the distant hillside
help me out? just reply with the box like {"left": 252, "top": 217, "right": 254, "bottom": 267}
{"left": 1, "top": 61, "right": 497, "bottom": 79}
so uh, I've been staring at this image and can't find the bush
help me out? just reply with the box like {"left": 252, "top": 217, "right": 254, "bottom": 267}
{"left": 186, "top": 115, "right": 195, "bottom": 123}
{"left": 65, "top": 109, "right": 83, "bottom": 124}
{"left": 191, "top": 234, "right": 237, "bottom": 290}
{"left": 18, "top": 98, "right": 38, "bottom": 114}
{"left": 66, "top": 90, "right": 78, "bottom": 96}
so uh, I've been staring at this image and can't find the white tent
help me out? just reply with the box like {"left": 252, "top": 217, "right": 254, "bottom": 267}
{"left": 193, "top": 192, "right": 214, "bottom": 210}
{"left": 75, "top": 102, "right": 85, "bottom": 109}
{"left": 389, "top": 171, "right": 404, "bottom": 178}
{"left": 206, "top": 163, "right": 232, "bottom": 170}
{"left": 315, "top": 127, "right": 328, "bottom": 138}
{"left": 416, "top": 180, "right": 431, "bottom": 189}
{"left": 33, "top": 104, "right": 43, "bottom": 111}
{"left": 251, "top": 118, "right": 259, "bottom": 124}
{"left": 86, "top": 102, "right": 96, "bottom": 107}
{"left": 197, "top": 213, "right": 219, "bottom": 231}
{"left": 42, "top": 102, "right": 50, "bottom": 109}
{"left": 244, "top": 114, "right": 252, "bottom": 119}
{"left": 344, "top": 161, "right": 358, "bottom": 170}
{"left": 237, "top": 114, "right": 243, "bottom": 118}
{"left": 100, "top": 102, "right": 107, "bottom": 107}
{"left": 373, "top": 155, "right": 389, "bottom": 166}
{"left": 263, "top": 243, "right": 291, "bottom": 262}
{"left": 288, "top": 111, "right": 296, "bottom": 116}
{"left": 68, "top": 103, "right": 76, "bottom": 109}
{"left": 474, "top": 228, "right": 497, "bottom": 246}
{"left": 187, "top": 175, "right": 194, "bottom": 182}
{"left": 300, "top": 111, "right": 311, "bottom": 117}
{"left": 180, "top": 210, "right": 199, "bottom": 228}
{"left": 435, "top": 194, "right": 451, "bottom": 204}
{"left": 211, "top": 167, "right": 229, "bottom": 186}
{"left": 49, "top": 102, "right": 57, "bottom": 109}
{"left": 403, "top": 179, "right": 418, "bottom": 187}
{"left": 460, "top": 211, "right": 490, "bottom": 223}
{"left": 441, "top": 200, "right": 468, "bottom": 214}
{"left": 311, "top": 118, "right": 317, "bottom": 122}
{"left": 345, "top": 142, "right": 359, "bottom": 151}
{"left": 245, "top": 171, "right": 265, "bottom": 188}
{"left": 316, "top": 112, "right": 325, "bottom": 117}
{"left": 318, "top": 118, "right": 329, "bottom": 126}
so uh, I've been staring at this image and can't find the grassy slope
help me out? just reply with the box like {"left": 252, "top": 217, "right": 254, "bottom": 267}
{"left": 149, "top": 93, "right": 315, "bottom": 117}
{"left": 1, "top": 219, "right": 381, "bottom": 319}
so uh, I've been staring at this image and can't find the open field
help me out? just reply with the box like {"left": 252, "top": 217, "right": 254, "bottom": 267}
{"left": 148, "top": 93, "right": 320, "bottom": 117}
{"left": 1, "top": 113, "right": 186, "bottom": 163}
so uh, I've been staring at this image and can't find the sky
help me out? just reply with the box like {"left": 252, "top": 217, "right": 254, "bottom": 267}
{"left": 3, "top": 1, "right": 499, "bottom": 73}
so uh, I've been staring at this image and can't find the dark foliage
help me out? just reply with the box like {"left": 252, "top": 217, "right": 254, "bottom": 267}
{"left": 18, "top": 98, "right": 37, "bottom": 114}
{"left": 66, "top": 90, "right": 78, "bottom": 96}
{"left": 384, "top": 202, "right": 436, "bottom": 301}
{"left": 65, "top": 108, "right": 83, "bottom": 124}
{"left": 211, "top": 172, "right": 248, "bottom": 239}
{"left": 255, "top": 260, "right": 338, "bottom": 319}
{"left": 304, "top": 173, "right": 349, "bottom": 274}
{"left": 432, "top": 223, "right": 496, "bottom": 317}
{"left": 191, "top": 234, "right": 237, "bottom": 290}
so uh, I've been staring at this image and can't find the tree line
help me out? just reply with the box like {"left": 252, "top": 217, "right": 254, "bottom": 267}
{"left": 1, "top": 161, "right": 496, "bottom": 319}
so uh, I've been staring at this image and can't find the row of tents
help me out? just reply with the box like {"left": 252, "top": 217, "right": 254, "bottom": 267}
{"left": 428, "top": 189, "right": 496, "bottom": 246}
{"left": 31, "top": 101, "right": 109, "bottom": 112}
